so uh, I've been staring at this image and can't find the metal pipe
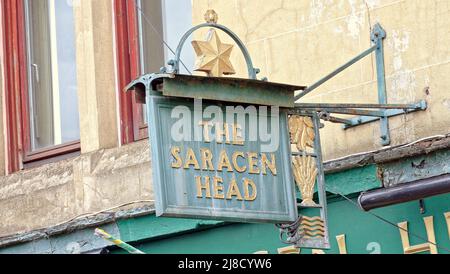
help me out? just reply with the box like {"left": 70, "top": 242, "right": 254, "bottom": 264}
{"left": 295, "top": 102, "right": 422, "bottom": 110}
{"left": 317, "top": 111, "right": 353, "bottom": 125}
{"left": 293, "top": 107, "right": 386, "bottom": 117}
{"left": 295, "top": 45, "right": 377, "bottom": 101}
{"left": 95, "top": 228, "right": 145, "bottom": 254}
{"left": 323, "top": 115, "right": 354, "bottom": 125}
{"left": 358, "top": 174, "right": 450, "bottom": 211}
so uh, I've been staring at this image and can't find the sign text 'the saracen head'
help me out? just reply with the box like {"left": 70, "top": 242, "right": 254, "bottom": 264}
{"left": 145, "top": 79, "right": 299, "bottom": 223}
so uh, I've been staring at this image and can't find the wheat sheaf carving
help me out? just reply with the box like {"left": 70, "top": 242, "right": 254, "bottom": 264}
{"left": 293, "top": 155, "right": 318, "bottom": 207}
{"left": 288, "top": 116, "right": 315, "bottom": 151}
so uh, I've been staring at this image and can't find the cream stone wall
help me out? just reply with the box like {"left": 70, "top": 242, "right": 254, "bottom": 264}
{"left": 0, "top": 140, "right": 153, "bottom": 238}
{"left": 0, "top": 0, "right": 143, "bottom": 237}
{"left": 192, "top": 0, "right": 450, "bottom": 160}
{"left": 74, "top": 0, "right": 119, "bottom": 153}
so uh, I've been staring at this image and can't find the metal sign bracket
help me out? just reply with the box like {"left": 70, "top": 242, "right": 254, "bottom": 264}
{"left": 295, "top": 23, "right": 427, "bottom": 146}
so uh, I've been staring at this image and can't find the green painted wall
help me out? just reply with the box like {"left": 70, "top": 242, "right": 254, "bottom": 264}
{"left": 324, "top": 164, "right": 381, "bottom": 195}
{"left": 296, "top": 164, "right": 381, "bottom": 201}
{"left": 112, "top": 193, "right": 450, "bottom": 254}
{"left": 118, "top": 216, "right": 223, "bottom": 243}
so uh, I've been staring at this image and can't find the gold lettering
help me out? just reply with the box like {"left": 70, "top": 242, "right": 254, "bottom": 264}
{"left": 312, "top": 235, "right": 347, "bottom": 254}
{"left": 217, "top": 150, "right": 234, "bottom": 172}
{"left": 253, "top": 251, "right": 269, "bottom": 254}
{"left": 261, "top": 153, "right": 277, "bottom": 176}
{"left": 170, "top": 146, "right": 182, "bottom": 169}
{"left": 196, "top": 176, "right": 211, "bottom": 198}
{"left": 216, "top": 123, "right": 231, "bottom": 144}
{"left": 243, "top": 178, "right": 257, "bottom": 201}
{"left": 213, "top": 177, "right": 225, "bottom": 199}
{"left": 232, "top": 124, "right": 245, "bottom": 145}
{"left": 226, "top": 178, "right": 243, "bottom": 200}
{"left": 184, "top": 148, "right": 200, "bottom": 170}
{"left": 247, "top": 152, "right": 260, "bottom": 174}
{"left": 199, "top": 121, "right": 213, "bottom": 143}
{"left": 312, "top": 249, "right": 325, "bottom": 254}
{"left": 277, "top": 246, "right": 300, "bottom": 254}
{"left": 445, "top": 212, "right": 450, "bottom": 239}
{"left": 398, "top": 216, "right": 438, "bottom": 254}
{"left": 232, "top": 151, "right": 247, "bottom": 173}
{"left": 200, "top": 148, "right": 214, "bottom": 171}
{"left": 336, "top": 235, "right": 347, "bottom": 254}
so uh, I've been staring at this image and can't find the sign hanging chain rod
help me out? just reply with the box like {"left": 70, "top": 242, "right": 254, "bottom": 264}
{"left": 134, "top": 2, "right": 193, "bottom": 75}
{"left": 326, "top": 185, "right": 450, "bottom": 253}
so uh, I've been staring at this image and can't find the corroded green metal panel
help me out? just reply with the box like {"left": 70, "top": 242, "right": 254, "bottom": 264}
{"left": 147, "top": 95, "right": 298, "bottom": 223}
{"left": 162, "top": 75, "right": 302, "bottom": 108}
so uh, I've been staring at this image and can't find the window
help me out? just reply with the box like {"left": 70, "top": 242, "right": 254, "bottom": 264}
{"left": 1, "top": 0, "right": 80, "bottom": 172}
{"left": 137, "top": 0, "right": 194, "bottom": 75}
{"left": 25, "top": 0, "right": 80, "bottom": 151}
{"left": 115, "top": 0, "right": 194, "bottom": 143}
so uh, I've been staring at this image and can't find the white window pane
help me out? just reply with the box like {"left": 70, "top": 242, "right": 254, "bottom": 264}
{"left": 54, "top": 0, "right": 79, "bottom": 144}
{"left": 138, "top": 0, "right": 193, "bottom": 74}
{"left": 138, "top": 0, "right": 194, "bottom": 125}
{"left": 26, "top": 0, "right": 79, "bottom": 151}
{"left": 162, "top": 0, "right": 194, "bottom": 74}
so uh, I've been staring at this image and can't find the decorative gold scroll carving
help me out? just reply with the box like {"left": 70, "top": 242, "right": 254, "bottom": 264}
{"left": 293, "top": 155, "right": 318, "bottom": 206}
{"left": 398, "top": 216, "right": 438, "bottom": 254}
{"left": 289, "top": 116, "right": 315, "bottom": 151}
{"left": 299, "top": 216, "right": 325, "bottom": 239}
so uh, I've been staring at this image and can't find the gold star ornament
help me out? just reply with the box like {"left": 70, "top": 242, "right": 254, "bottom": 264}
{"left": 191, "top": 29, "right": 236, "bottom": 77}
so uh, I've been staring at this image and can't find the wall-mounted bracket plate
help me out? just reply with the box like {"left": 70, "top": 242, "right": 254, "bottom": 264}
{"left": 295, "top": 23, "right": 429, "bottom": 146}
{"left": 343, "top": 100, "right": 428, "bottom": 131}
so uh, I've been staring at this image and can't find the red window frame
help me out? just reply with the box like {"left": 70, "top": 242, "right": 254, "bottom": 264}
{"left": 114, "top": 0, "right": 149, "bottom": 145}
{"left": 1, "top": 0, "right": 80, "bottom": 173}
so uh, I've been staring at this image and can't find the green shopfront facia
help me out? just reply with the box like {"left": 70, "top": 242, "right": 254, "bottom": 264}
{"left": 109, "top": 164, "right": 450, "bottom": 254}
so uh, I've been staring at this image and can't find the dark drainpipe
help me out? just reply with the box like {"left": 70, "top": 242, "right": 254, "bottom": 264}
{"left": 358, "top": 174, "right": 450, "bottom": 211}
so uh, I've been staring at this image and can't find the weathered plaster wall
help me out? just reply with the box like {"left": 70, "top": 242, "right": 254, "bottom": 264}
{"left": 0, "top": 140, "right": 153, "bottom": 237}
{"left": 192, "top": 0, "right": 450, "bottom": 160}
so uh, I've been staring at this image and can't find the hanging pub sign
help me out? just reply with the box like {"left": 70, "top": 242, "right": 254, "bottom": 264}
{"left": 124, "top": 8, "right": 307, "bottom": 224}
{"left": 127, "top": 72, "right": 330, "bottom": 247}
{"left": 130, "top": 74, "right": 302, "bottom": 224}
